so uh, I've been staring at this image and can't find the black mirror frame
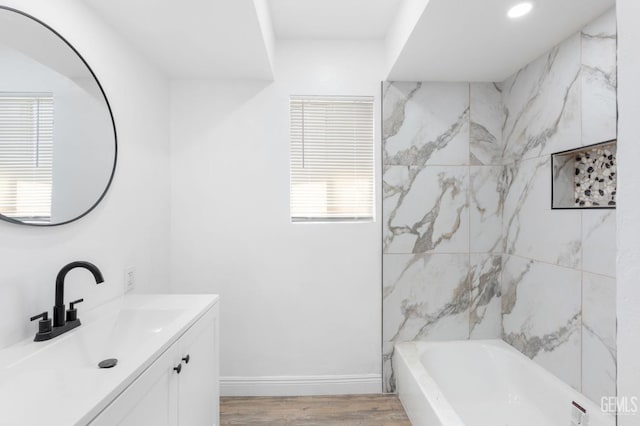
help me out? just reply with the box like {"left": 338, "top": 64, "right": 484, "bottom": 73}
{"left": 0, "top": 5, "right": 117, "bottom": 227}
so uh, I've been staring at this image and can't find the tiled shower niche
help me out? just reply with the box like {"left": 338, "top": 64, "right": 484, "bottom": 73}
{"left": 551, "top": 140, "right": 617, "bottom": 209}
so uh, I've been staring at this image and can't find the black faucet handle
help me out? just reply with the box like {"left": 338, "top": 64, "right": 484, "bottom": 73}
{"left": 30, "top": 312, "right": 48, "bottom": 322}
{"left": 69, "top": 299, "right": 84, "bottom": 310}
{"left": 30, "top": 312, "right": 52, "bottom": 334}
{"left": 66, "top": 299, "right": 84, "bottom": 322}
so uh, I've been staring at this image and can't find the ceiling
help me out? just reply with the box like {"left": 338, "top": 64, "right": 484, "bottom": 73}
{"left": 84, "top": 0, "right": 616, "bottom": 82}
{"left": 268, "top": 0, "right": 403, "bottom": 40}
{"left": 84, "top": 0, "right": 274, "bottom": 79}
{"left": 388, "top": 0, "right": 616, "bottom": 82}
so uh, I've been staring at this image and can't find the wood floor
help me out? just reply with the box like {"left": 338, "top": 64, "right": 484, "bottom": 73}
{"left": 220, "top": 394, "right": 411, "bottom": 426}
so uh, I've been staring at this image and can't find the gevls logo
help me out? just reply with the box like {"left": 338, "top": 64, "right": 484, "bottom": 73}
{"left": 601, "top": 396, "right": 639, "bottom": 415}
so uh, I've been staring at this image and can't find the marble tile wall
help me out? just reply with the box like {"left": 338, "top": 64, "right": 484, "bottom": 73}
{"left": 581, "top": 9, "right": 618, "bottom": 146}
{"left": 501, "top": 8, "right": 617, "bottom": 404}
{"left": 501, "top": 256, "right": 583, "bottom": 389}
{"left": 382, "top": 8, "right": 617, "bottom": 402}
{"left": 382, "top": 81, "right": 504, "bottom": 392}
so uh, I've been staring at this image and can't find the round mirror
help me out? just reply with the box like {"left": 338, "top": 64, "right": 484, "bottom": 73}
{"left": 0, "top": 7, "right": 116, "bottom": 226}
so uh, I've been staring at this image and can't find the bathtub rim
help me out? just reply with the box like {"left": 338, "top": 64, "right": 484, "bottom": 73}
{"left": 394, "top": 341, "right": 465, "bottom": 426}
{"left": 393, "top": 339, "right": 616, "bottom": 426}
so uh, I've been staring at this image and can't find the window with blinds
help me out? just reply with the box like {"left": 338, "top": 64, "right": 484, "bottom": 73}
{"left": 0, "top": 93, "right": 54, "bottom": 223}
{"left": 290, "top": 95, "right": 374, "bottom": 222}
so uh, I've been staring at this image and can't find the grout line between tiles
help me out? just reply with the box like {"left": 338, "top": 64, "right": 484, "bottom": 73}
{"left": 468, "top": 82, "right": 472, "bottom": 340}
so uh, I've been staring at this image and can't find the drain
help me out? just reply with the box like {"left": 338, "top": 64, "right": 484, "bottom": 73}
{"left": 98, "top": 358, "right": 118, "bottom": 369}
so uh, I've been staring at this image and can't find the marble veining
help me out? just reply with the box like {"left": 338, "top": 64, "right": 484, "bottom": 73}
{"left": 503, "top": 314, "right": 580, "bottom": 361}
{"left": 470, "top": 83, "right": 506, "bottom": 165}
{"left": 582, "top": 210, "right": 616, "bottom": 277}
{"left": 383, "top": 166, "right": 469, "bottom": 254}
{"left": 503, "top": 157, "right": 582, "bottom": 268}
{"left": 581, "top": 9, "right": 617, "bottom": 145}
{"left": 383, "top": 253, "right": 470, "bottom": 392}
{"left": 469, "top": 254, "right": 502, "bottom": 339}
{"left": 382, "top": 82, "right": 422, "bottom": 151}
{"left": 582, "top": 272, "right": 616, "bottom": 403}
{"left": 382, "top": 342, "right": 396, "bottom": 392}
{"left": 383, "top": 82, "right": 469, "bottom": 167}
{"left": 501, "top": 255, "right": 582, "bottom": 390}
{"left": 470, "top": 166, "right": 505, "bottom": 253}
{"left": 502, "top": 34, "right": 581, "bottom": 163}
{"left": 383, "top": 253, "right": 470, "bottom": 344}
{"left": 382, "top": 80, "right": 492, "bottom": 393}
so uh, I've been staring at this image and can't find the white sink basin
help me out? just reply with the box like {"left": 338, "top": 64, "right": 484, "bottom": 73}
{"left": 12, "top": 308, "right": 184, "bottom": 370}
{"left": 0, "top": 294, "right": 218, "bottom": 425}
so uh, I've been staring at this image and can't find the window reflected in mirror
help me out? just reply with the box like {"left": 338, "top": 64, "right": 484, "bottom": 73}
{"left": 0, "top": 93, "right": 54, "bottom": 223}
{"left": 0, "top": 6, "right": 117, "bottom": 226}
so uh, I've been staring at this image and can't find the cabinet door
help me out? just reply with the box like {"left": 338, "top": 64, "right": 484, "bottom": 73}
{"left": 90, "top": 344, "right": 180, "bottom": 426}
{"left": 178, "top": 304, "right": 219, "bottom": 426}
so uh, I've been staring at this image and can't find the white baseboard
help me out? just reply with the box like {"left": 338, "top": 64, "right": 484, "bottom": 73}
{"left": 220, "top": 374, "right": 382, "bottom": 396}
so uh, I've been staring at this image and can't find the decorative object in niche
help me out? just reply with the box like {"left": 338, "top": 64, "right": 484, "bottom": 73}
{"left": 574, "top": 145, "right": 616, "bottom": 207}
{"left": 0, "top": 6, "right": 117, "bottom": 227}
{"left": 551, "top": 140, "right": 616, "bottom": 209}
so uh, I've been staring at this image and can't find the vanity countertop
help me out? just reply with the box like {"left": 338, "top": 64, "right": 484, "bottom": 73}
{"left": 0, "top": 294, "right": 218, "bottom": 425}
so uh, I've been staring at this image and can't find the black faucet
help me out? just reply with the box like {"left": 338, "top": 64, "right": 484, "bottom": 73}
{"left": 30, "top": 261, "right": 104, "bottom": 342}
{"left": 53, "top": 261, "right": 104, "bottom": 327}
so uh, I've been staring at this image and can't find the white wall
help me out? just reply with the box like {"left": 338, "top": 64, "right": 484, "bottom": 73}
{"left": 616, "top": 1, "right": 640, "bottom": 422}
{"left": 0, "top": 0, "right": 171, "bottom": 348}
{"left": 384, "top": 0, "right": 430, "bottom": 76}
{"left": 170, "top": 40, "right": 383, "bottom": 395}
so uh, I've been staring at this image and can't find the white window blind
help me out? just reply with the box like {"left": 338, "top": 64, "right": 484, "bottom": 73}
{"left": 0, "top": 93, "right": 54, "bottom": 223}
{"left": 290, "top": 95, "right": 374, "bottom": 222}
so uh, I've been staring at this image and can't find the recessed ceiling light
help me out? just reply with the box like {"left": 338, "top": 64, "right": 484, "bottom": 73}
{"left": 507, "top": 2, "right": 534, "bottom": 19}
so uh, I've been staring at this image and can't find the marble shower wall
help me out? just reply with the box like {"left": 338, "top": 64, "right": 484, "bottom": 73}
{"left": 501, "top": 8, "right": 617, "bottom": 404}
{"left": 382, "top": 8, "right": 617, "bottom": 402}
{"left": 382, "top": 81, "right": 505, "bottom": 392}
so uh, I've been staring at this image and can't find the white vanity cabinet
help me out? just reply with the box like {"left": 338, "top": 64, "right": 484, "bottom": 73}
{"left": 90, "top": 303, "right": 219, "bottom": 426}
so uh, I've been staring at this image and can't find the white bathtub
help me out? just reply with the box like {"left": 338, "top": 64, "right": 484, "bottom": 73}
{"left": 393, "top": 340, "right": 615, "bottom": 426}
